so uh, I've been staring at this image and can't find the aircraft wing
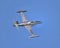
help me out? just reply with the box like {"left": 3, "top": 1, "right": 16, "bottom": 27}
{"left": 24, "top": 25, "right": 39, "bottom": 38}
{"left": 20, "top": 12, "right": 28, "bottom": 22}
{"left": 24, "top": 25, "right": 34, "bottom": 34}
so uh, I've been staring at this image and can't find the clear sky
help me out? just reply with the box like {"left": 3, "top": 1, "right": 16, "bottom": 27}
{"left": 0, "top": 0, "right": 60, "bottom": 48}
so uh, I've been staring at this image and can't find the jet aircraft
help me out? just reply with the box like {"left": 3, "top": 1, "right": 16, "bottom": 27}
{"left": 13, "top": 10, "right": 42, "bottom": 38}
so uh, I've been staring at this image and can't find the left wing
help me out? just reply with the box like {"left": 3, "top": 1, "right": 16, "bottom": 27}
{"left": 20, "top": 12, "right": 28, "bottom": 22}
{"left": 17, "top": 10, "right": 28, "bottom": 22}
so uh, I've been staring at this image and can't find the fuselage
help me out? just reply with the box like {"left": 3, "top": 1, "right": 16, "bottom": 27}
{"left": 15, "top": 21, "right": 41, "bottom": 26}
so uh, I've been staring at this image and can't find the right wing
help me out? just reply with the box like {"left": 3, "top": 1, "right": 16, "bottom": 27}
{"left": 24, "top": 25, "right": 34, "bottom": 35}
{"left": 24, "top": 25, "right": 39, "bottom": 38}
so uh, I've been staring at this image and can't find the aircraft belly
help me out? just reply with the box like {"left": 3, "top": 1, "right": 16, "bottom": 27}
{"left": 18, "top": 22, "right": 35, "bottom": 26}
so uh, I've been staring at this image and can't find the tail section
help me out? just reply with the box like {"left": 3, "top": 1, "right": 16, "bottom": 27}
{"left": 13, "top": 21, "right": 19, "bottom": 28}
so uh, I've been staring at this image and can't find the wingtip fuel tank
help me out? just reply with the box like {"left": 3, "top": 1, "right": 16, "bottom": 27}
{"left": 16, "top": 10, "right": 27, "bottom": 13}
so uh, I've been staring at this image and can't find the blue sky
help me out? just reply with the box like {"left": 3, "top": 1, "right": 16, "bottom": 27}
{"left": 0, "top": 0, "right": 60, "bottom": 48}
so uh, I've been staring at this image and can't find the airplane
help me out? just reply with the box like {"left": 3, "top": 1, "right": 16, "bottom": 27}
{"left": 13, "top": 10, "right": 42, "bottom": 38}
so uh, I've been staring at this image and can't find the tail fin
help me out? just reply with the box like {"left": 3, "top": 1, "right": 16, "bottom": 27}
{"left": 15, "top": 21, "right": 19, "bottom": 24}
{"left": 13, "top": 21, "right": 19, "bottom": 28}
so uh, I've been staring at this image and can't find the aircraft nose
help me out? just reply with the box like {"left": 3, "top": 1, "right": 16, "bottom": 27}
{"left": 36, "top": 21, "right": 42, "bottom": 24}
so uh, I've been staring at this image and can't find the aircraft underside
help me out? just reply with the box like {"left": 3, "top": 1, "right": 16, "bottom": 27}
{"left": 13, "top": 10, "right": 42, "bottom": 38}
{"left": 14, "top": 21, "right": 41, "bottom": 26}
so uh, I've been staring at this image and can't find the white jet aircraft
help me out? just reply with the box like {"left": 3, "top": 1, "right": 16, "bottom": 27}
{"left": 13, "top": 10, "right": 42, "bottom": 38}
